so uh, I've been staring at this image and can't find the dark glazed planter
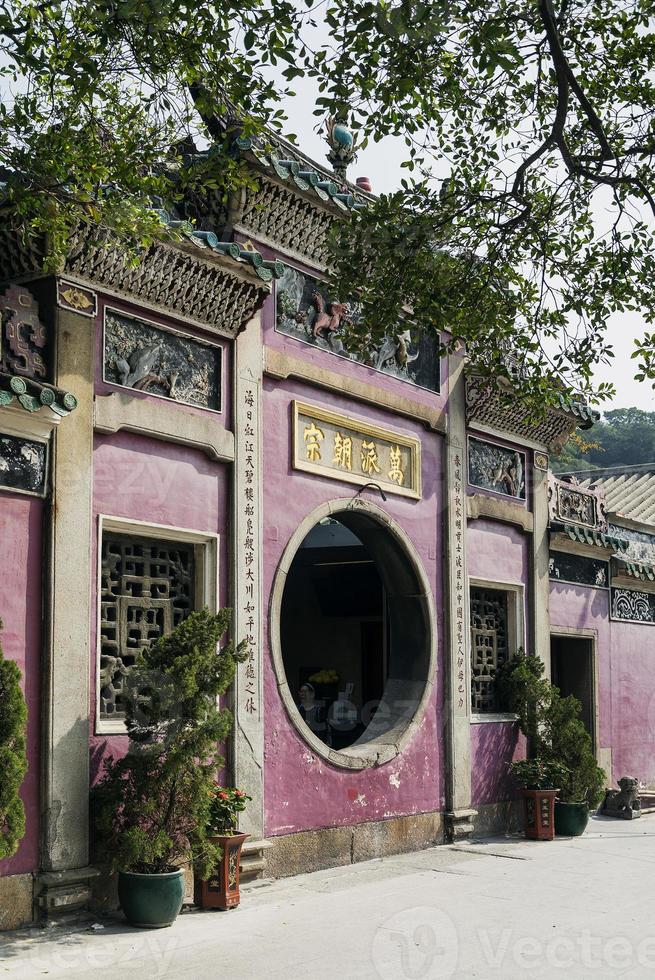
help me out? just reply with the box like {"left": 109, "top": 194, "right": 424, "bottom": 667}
{"left": 521, "top": 788, "right": 558, "bottom": 840}
{"left": 118, "top": 869, "right": 185, "bottom": 928}
{"left": 555, "top": 801, "right": 590, "bottom": 836}
{"left": 194, "top": 832, "right": 249, "bottom": 910}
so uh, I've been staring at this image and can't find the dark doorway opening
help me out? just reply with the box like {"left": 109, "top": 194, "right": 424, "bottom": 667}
{"left": 550, "top": 635, "right": 595, "bottom": 749}
{"left": 281, "top": 517, "right": 386, "bottom": 750}
{"left": 279, "top": 509, "right": 432, "bottom": 755}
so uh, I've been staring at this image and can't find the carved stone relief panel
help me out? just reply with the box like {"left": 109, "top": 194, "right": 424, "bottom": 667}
{"left": 608, "top": 524, "right": 655, "bottom": 565}
{"left": 104, "top": 309, "right": 222, "bottom": 411}
{"left": 549, "top": 551, "right": 609, "bottom": 588}
{"left": 0, "top": 432, "right": 47, "bottom": 496}
{"left": 275, "top": 264, "right": 441, "bottom": 393}
{"left": 610, "top": 587, "right": 655, "bottom": 625}
{"left": 99, "top": 534, "right": 195, "bottom": 719}
{"left": 467, "top": 436, "right": 526, "bottom": 499}
{"left": 548, "top": 474, "right": 608, "bottom": 532}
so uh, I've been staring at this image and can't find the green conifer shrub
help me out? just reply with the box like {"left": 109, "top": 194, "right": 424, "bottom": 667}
{"left": 498, "top": 649, "right": 606, "bottom": 808}
{"left": 542, "top": 689, "right": 606, "bottom": 807}
{"left": 0, "top": 618, "right": 28, "bottom": 860}
{"left": 92, "top": 608, "right": 246, "bottom": 877}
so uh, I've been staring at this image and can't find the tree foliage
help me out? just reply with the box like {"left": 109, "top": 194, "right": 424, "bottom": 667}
{"left": 554, "top": 407, "right": 655, "bottom": 471}
{"left": 0, "top": 618, "right": 28, "bottom": 861}
{"left": 92, "top": 608, "right": 246, "bottom": 877}
{"left": 3, "top": 1, "right": 655, "bottom": 399}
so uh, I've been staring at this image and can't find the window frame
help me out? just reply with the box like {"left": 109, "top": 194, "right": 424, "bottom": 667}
{"left": 95, "top": 514, "right": 219, "bottom": 735}
{"left": 468, "top": 577, "right": 525, "bottom": 723}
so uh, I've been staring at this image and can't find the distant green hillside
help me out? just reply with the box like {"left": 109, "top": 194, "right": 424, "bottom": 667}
{"left": 552, "top": 408, "right": 655, "bottom": 474}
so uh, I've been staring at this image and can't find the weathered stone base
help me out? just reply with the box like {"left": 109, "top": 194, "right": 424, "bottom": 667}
{"left": 445, "top": 808, "right": 478, "bottom": 842}
{"left": 266, "top": 811, "right": 444, "bottom": 880}
{"left": 0, "top": 873, "right": 34, "bottom": 930}
{"left": 36, "top": 866, "right": 100, "bottom": 922}
{"left": 472, "top": 800, "right": 523, "bottom": 838}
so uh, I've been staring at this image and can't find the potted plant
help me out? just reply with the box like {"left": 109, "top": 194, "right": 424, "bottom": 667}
{"left": 544, "top": 689, "right": 606, "bottom": 836}
{"left": 194, "top": 785, "right": 252, "bottom": 910}
{"left": 509, "top": 758, "right": 568, "bottom": 841}
{"left": 498, "top": 650, "right": 606, "bottom": 840}
{"left": 93, "top": 608, "right": 246, "bottom": 928}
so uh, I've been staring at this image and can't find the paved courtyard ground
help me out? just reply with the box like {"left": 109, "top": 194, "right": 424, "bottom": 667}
{"left": 2, "top": 815, "right": 655, "bottom": 979}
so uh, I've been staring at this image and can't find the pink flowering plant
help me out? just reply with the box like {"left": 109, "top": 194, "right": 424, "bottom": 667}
{"left": 208, "top": 785, "right": 251, "bottom": 836}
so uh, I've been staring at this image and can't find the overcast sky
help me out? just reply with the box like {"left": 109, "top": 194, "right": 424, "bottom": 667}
{"left": 280, "top": 84, "right": 655, "bottom": 417}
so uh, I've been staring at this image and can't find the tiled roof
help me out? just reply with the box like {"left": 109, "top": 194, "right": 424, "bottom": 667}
{"left": 0, "top": 373, "right": 77, "bottom": 417}
{"left": 230, "top": 134, "right": 370, "bottom": 213}
{"left": 0, "top": 182, "right": 284, "bottom": 284}
{"left": 154, "top": 210, "right": 284, "bottom": 283}
{"left": 566, "top": 464, "right": 655, "bottom": 527}
{"left": 554, "top": 393, "right": 599, "bottom": 427}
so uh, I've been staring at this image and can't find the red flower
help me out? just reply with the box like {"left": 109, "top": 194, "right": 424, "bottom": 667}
{"left": 218, "top": 791, "right": 229, "bottom": 800}
{"left": 235, "top": 790, "right": 244, "bottom": 797}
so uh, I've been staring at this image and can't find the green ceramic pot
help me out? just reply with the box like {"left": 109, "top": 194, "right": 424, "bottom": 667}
{"left": 118, "top": 869, "right": 184, "bottom": 928}
{"left": 554, "top": 801, "right": 590, "bottom": 837}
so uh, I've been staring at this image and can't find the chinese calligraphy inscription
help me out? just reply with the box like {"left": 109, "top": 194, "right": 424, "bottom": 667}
{"left": 293, "top": 401, "right": 421, "bottom": 500}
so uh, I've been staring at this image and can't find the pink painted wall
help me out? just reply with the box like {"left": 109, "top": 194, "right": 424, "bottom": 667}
{"left": 467, "top": 519, "right": 529, "bottom": 594}
{"left": 89, "top": 291, "right": 233, "bottom": 781}
{"left": 0, "top": 492, "right": 43, "bottom": 875}
{"left": 549, "top": 581, "right": 655, "bottom": 786}
{"left": 471, "top": 723, "right": 526, "bottom": 806}
{"left": 467, "top": 518, "right": 530, "bottom": 804}
{"left": 89, "top": 430, "right": 231, "bottom": 780}
{"left": 262, "top": 376, "right": 445, "bottom": 836}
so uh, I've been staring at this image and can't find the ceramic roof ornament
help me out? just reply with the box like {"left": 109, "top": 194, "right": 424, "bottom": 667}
{"left": 326, "top": 117, "right": 357, "bottom": 184}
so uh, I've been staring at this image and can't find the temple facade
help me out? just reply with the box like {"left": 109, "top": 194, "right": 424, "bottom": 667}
{"left": 1, "top": 130, "right": 654, "bottom": 928}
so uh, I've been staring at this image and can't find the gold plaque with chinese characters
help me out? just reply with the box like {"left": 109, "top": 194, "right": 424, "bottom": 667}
{"left": 292, "top": 401, "right": 421, "bottom": 500}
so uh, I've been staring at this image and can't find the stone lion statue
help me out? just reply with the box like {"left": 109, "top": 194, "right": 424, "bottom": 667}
{"left": 603, "top": 776, "right": 641, "bottom": 819}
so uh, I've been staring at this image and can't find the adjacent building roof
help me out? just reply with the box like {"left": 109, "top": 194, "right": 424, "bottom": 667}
{"left": 566, "top": 464, "right": 655, "bottom": 527}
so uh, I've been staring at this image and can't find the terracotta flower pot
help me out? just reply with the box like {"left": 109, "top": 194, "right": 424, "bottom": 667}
{"left": 194, "top": 832, "right": 249, "bottom": 910}
{"left": 521, "top": 788, "right": 558, "bottom": 840}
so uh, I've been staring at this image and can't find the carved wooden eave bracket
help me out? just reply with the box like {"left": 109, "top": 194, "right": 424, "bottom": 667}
{"left": 0, "top": 224, "right": 275, "bottom": 339}
{"left": 465, "top": 373, "right": 599, "bottom": 453}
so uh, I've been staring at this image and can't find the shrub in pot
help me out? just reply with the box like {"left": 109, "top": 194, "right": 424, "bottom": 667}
{"left": 543, "top": 688, "right": 606, "bottom": 836}
{"left": 194, "top": 785, "right": 252, "bottom": 910}
{"left": 0, "top": 618, "right": 28, "bottom": 860}
{"left": 499, "top": 650, "right": 606, "bottom": 839}
{"left": 93, "top": 608, "right": 246, "bottom": 928}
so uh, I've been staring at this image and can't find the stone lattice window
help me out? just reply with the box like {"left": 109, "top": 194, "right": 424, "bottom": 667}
{"left": 470, "top": 587, "right": 509, "bottom": 713}
{"left": 100, "top": 533, "right": 195, "bottom": 719}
